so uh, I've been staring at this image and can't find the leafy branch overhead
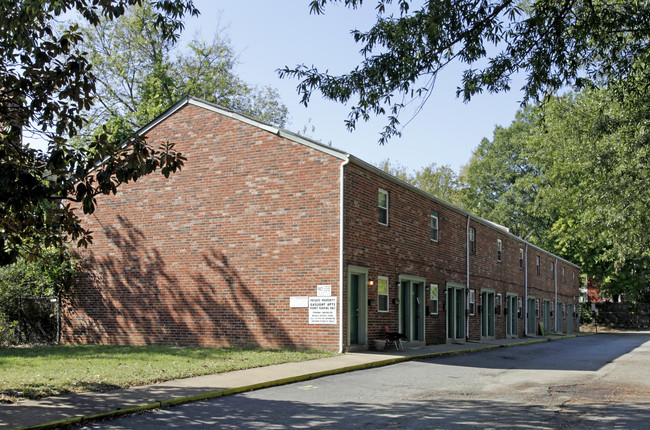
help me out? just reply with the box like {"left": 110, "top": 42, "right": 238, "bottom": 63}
{"left": 280, "top": 0, "right": 650, "bottom": 143}
{"left": 1, "top": 1, "right": 200, "bottom": 258}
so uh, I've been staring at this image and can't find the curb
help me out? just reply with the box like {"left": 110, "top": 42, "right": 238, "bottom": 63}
{"left": 17, "top": 333, "right": 597, "bottom": 430}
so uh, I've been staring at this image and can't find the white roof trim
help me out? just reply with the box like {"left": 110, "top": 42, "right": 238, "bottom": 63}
{"left": 138, "top": 96, "right": 348, "bottom": 160}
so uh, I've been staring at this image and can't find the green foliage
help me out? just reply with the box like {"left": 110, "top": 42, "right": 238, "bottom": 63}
{"left": 377, "top": 159, "right": 463, "bottom": 206}
{"left": 79, "top": 4, "right": 288, "bottom": 139}
{"left": 458, "top": 85, "right": 650, "bottom": 300}
{"left": 282, "top": 0, "right": 650, "bottom": 143}
{"left": 1, "top": 1, "right": 198, "bottom": 256}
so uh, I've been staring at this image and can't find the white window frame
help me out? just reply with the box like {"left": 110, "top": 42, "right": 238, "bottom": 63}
{"left": 496, "top": 293, "right": 502, "bottom": 316}
{"left": 469, "top": 289, "right": 476, "bottom": 316}
{"left": 378, "top": 189, "right": 389, "bottom": 226}
{"left": 430, "top": 284, "right": 439, "bottom": 315}
{"left": 519, "top": 248, "right": 524, "bottom": 269}
{"left": 430, "top": 210, "right": 439, "bottom": 242}
{"left": 536, "top": 299, "right": 540, "bottom": 318}
{"left": 469, "top": 227, "right": 476, "bottom": 254}
{"left": 377, "top": 276, "right": 389, "bottom": 313}
{"left": 536, "top": 256, "right": 541, "bottom": 275}
{"left": 497, "top": 239, "right": 503, "bottom": 262}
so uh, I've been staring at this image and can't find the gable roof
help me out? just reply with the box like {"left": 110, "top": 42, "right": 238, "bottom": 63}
{"left": 138, "top": 96, "right": 350, "bottom": 161}
{"left": 139, "top": 96, "right": 579, "bottom": 270}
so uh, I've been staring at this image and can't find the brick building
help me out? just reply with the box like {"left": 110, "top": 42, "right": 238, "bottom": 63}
{"left": 63, "top": 97, "right": 581, "bottom": 352}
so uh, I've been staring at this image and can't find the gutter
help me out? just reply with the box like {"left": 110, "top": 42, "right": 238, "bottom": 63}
{"left": 466, "top": 214, "right": 471, "bottom": 341}
{"left": 338, "top": 156, "right": 350, "bottom": 353}
{"left": 525, "top": 244, "right": 529, "bottom": 336}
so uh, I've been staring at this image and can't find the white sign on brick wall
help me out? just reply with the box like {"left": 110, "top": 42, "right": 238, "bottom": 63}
{"left": 308, "top": 297, "right": 337, "bottom": 324}
{"left": 316, "top": 285, "right": 332, "bottom": 297}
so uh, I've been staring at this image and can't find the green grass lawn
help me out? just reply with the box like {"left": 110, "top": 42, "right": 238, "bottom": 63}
{"left": 0, "top": 345, "right": 334, "bottom": 403}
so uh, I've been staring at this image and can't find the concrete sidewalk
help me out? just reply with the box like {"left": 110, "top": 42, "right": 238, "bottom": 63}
{"left": 2, "top": 333, "right": 590, "bottom": 430}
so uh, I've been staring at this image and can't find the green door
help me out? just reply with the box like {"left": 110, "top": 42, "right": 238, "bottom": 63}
{"left": 506, "top": 294, "right": 517, "bottom": 337}
{"left": 350, "top": 274, "right": 360, "bottom": 345}
{"left": 567, "top": 304, "right": 574, "bottom": 332}
{"left": 556, "top": 302, "right": 563, "bottom": 332}
{"left": 527, "top": 297, "right": 536, "bottom": 335}
{"left": 543, "top": 300, "right": 551, "bottom": 333}
{"left": 399, "top": 280, "right": 425, "bottom": 342}
{"left": 447, "top": 285, "right": 465, "bottom": 341}
{"left": 481, "top": 291, "right": 495, "bottom": 338}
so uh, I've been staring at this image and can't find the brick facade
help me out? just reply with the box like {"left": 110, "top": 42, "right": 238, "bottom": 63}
{"left": 63, "top": 97, "right": 581, "bottom": 352}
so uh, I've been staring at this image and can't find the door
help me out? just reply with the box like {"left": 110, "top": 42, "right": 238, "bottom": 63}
{"left": 398, "top": 278, "right": 425, "bottom": 343}
{"left": 480, "top": 291, "right": 495, "bottom": 338}
{"left": 543, "top": 300, "right": 551, "bottom": 334}
{"left": 506, "top": 294, "right": 518, "bottom": 337}
{"left": 567, "top": 304, "right": 574, "bottom": 332}
{"left": 446, "top": 284, "right": 465, "bottom": 341}
{"left": 348, "top": 267, "right": 368, "bottom": 347}
{"left": 556, "top": 301, "right": 563, "bottom": 332}
{"left": 527, "top": 297, "right": 536, "bottom": 336}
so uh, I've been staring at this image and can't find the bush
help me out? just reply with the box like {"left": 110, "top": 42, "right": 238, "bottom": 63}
{"left": 0, "top": 248, "right": 78, "bottom": 344}
{"left": 579, "top": 302, "right": 594, "bottom": 324}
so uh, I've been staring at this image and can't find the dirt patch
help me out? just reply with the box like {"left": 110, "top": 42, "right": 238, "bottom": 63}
{"left": 550, "top": 382, "right": 650, "bottom": 404}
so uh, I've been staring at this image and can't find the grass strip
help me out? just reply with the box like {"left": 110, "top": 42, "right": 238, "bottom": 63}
{"left": 0, "top": 344, "right": 333, "bottom": 402}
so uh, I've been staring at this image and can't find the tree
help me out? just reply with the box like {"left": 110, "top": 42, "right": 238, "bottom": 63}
{"left": 460, "top": 87, "right": 650, "bottom": 301}
{"left": 378, "top": 159, "right": 463, "bottom": 206}
{"left": 459, "top": 107, "right": 550, "bottom": 241}
{"left": 79, "top": 4, "right": 288, "bottom": 142}
{"left": 0, "top": 1, "right": 198, "bottom": 260}
{"left": 280, "top": 0, "right": 650, "bottom": 143}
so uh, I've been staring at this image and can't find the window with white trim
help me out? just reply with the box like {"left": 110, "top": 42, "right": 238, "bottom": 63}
{"left": 469, "top": 289, "right": 476, "bottom": 315}
{"left": 496, "top": 293, "right": 502, "bottom": 316}
{"left": 519, "top": 248, "right": 524, "bottom": 269}
{"left": 562, "top": 266, "right": 565, "bottom": 282}
{"left": 497, "top": 239, "right": 502, "bottom": 262}
{"left": 377, "top": 276, "right": 389, "bottom": 312}
{"left": 536, "top": 299, "right": 540, "bottom": 318}
{"left": 430, "top": 210, "right": 439, "bottom": 242}
{"left": 536, "top": 256, "right": 541, "bottom": 275}
{"left": 378, "top": 189, "right": 388, "bottom": 225}
{"left": 469, "top": 227, "right": 476, "bottom": 254}
{"left": 430, "top": 284, "right": 439, "bottom": 315}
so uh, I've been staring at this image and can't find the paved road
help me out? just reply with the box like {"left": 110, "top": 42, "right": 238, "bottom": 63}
{"left": 82, "top": 333, "right": 650, "bottom": 429}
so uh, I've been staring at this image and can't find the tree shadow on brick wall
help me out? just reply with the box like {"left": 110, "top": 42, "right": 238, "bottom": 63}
{"left": 66, "top": 215, "right": 295, "bottom": 348}
{"left": 194, "top": 250, "right": 296, "bottom": 349}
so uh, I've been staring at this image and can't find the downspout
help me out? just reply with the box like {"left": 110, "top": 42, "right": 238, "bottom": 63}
{"left": 338, "top": 156, "right": 350, "bottom": 353}
{"left": 554, "top": 257, "right": 558, "bottom": 332}
{"left": 524, "top": 244, "right": 529, "bottom": 336}
{"left": 466, "top": 214, "right": 471, "bottom": 341}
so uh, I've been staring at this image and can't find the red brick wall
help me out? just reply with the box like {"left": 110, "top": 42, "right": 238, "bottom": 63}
{"left": 63, "top": 103, "right": 343, "bottom": 351}
{"left": 343, "top": 162, "right": 581, "bottom": 348}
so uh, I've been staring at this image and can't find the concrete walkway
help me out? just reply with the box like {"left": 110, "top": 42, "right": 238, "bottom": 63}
{"left": 2, "top": 333, "right": 590, "bottom": 430}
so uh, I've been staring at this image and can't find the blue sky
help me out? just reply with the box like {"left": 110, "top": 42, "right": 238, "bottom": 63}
{"left": 185, "top": 1, "right": 527, "bottom": 174}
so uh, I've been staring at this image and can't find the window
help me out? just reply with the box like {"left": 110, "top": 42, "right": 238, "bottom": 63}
{"left": 518, "top": 297, "right": 523, "bottom": 318}
{"left": 497, "top": 239, "right": 502, "bottom": 262}
{"left": 536, "top": 256, "right": 541, "bottom": 275}
{"left": 562, "top": 267, "right": 565, "bottom": 282}
{"left": 430, "top": 210, "right": 439, "bottom": 242}
{"left": 377, "top": 276, "right": 389, "bottom": 312}
{"left": 469, "top": 227, "right": 476, "bottom": 254}
{"left": 563, "top": 303, "right": 566, "bottom": 319}
{"left": 469, "top": 289, "right": 476, "bottom": 315}
{"left": 378, "top": 189, "right": 388, "bottom": 225}
{"left": 551, "top": 262, "right": 555, "bottom": 279}
{"left": 430, "top": 284, "right": 439, "bottom": 315}
{"left": 536, "top": 299, "right": 540, "bottom": 318}
{"left": 519, "top": 248, "right": 524, "bottom": 269}
{"left": 496, "top": 293, "right": 502, "bottom": 316}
